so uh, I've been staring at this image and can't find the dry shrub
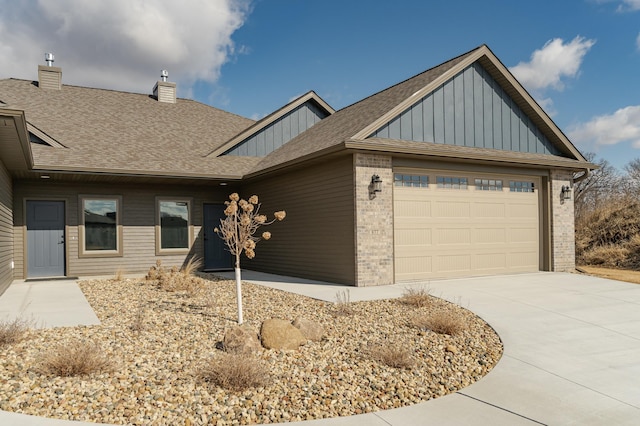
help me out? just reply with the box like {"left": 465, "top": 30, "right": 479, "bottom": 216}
{"left": 576, "top": 200, "right": 640, "bottom": 269}
{"left": 198, "top": 353, "right": 269, "bottom": 391}
{"left": 145, "top": 258, "right": 205, "bottom": 296}
{"left": 333, "top": 290, "right": 354, "bottom": 316}
{"left": 412, "top": 310, "right": 465, "bottom": 336}
{"left": 113, "top": 268, "right": 125, "bottom": 282}
{"left": 369, "top": 344, "right": 415, "bottom": 369}
{"left": 38, "top": 340, "right": 114, "bottom": 377}
{"left": 580, "top": 244, "right": 629, "bottom": 267}
{"left": 0, "top": 317, "right": 31, "bottom": 347}
{"left": 130, "top": 302, "right": 146, "bottom": 334}
{"left": 400, "top": 286, "right": 432, "bottom": 308}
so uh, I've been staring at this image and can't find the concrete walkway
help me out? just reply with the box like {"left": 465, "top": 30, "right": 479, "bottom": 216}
{"left": 1, "top": 271, "right": 639, "bottom": 425}
{"left": 0, "top": 279, "right": 100, "bottom": 328}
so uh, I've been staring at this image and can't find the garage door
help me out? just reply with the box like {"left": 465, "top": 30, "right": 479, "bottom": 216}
{"left": 394, "top": 170, "right": 540, "bottom": 281}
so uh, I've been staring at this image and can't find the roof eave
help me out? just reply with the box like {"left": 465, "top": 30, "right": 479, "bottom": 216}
{"left": 0, "top": 107, "right": 34, "bottom": 171}
{"left": 344, "top": 139, "right": 596, "bottom": 171}
{"left": 30, "top": 164, "right": 246, "bottom": 180}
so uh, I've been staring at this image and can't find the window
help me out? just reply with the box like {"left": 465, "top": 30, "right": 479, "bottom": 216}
{"left": 436, "top": 176, "right": 468, "bottom": 189}
{"left": 156, "top": 198, "right": 192, "bottom": 253}
{"left": 475, "top": 178, "right": 503, "bottom": 191}
{"left": 510, "top": 181, "right": 535, "bottom": 193}
{"left": 394, "top": 173, "right": 428, "bottom": 188}
{"left": 79, "top": 196, "right": 122, "bottom": 257}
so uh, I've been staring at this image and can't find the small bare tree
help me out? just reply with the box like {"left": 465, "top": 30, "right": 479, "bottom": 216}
{"left": 215, "top": 193, "right": 285, "bottom": 324}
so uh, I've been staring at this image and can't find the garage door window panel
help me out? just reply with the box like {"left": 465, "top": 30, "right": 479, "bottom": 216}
{"left": 436, "top": 176, "right": 468, "bottom": 189}
{"left": 475, "top": 179, "right": 503, "bottom": 191}
{"left": 394, "top": 173, "right": 428, "bottom": 188}
{"left": 510, "top": 181, "right": 535, "bottom": 192}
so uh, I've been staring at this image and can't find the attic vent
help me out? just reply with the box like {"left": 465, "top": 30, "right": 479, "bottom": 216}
{"left": 153, "top": 69, "right": 176, "bottom": 104}
{"left": 38, "top": 52, "right": 62, "bottom": 90}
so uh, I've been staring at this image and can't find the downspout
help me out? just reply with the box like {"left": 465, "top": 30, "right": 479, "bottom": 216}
{"left": 573, "top": 168, "right": 591, "bottom": 184}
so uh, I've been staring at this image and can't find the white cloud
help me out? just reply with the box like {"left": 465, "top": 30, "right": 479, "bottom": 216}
{"left": 637, "top": 32, "right": 640, "bottom": 50}
{"left": 568, "top": 105, "right": 640, "bottom": 150}
{"left": 618, "top": 0, "right": 640, "bottom": 11}
{"left": 0, "top": 0, "right": 250, "bottom": 96}
{"left": 594, "top": 0, "right": 640, "bottom": 12}
{"left": 509, "top": 36, "right": 596, "bottom": 92}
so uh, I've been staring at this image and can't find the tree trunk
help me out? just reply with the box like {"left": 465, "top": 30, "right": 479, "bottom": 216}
{"left": 235, "top": 265, "right": 243, "bottom": 324}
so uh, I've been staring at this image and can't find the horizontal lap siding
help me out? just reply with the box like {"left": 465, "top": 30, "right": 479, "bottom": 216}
{"left": 0, "top": 161, "right": 13, "bottom": 294}
{"left": 13, "top": 180, "right": 234, "bottom": 278}
{"left": 242, "top": 156, "right": 355, "bottom": 285}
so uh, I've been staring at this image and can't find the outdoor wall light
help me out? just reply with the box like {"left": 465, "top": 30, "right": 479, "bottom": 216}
{"left": 561, "top": 185, "right": 572, "bottom": 201}
{"left": 371, "top": 174, "right": 382, "bottom": 194}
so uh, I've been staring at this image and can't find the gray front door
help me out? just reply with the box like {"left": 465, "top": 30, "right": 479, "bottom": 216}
{"left": 27, "top": 200, "right": 65, "bottom": 278}
{"left": 203, "top": 203, "right": 232, "bottom": 271}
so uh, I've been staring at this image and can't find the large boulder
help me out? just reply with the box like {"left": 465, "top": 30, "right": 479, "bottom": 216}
{"left": 292, "top": 317, "right": 324, "bottom": 342}
{"left": 260, "top": 319, "right": 307, "bottom": 350}
{"left": 223, "top": 325, "right": 261, "bottom": 354}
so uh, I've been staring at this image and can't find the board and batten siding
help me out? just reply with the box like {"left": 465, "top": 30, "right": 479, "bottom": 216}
{"left": 225, "top": 101, "right": 329, "bottom": 157}
{"left": 13, "top": 180, "right": 233, "bottom": 279}
{"left": 372, "top": 63, "right": 561, "bottom": 155}
{"left": 242, "top": 155, "right": 356, "bottom": 285}
{"left": 0, "top": 161, "right": 13, "bottom": 294}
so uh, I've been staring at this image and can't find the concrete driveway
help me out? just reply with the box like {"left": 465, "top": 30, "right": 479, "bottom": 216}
{"left": 1, "top": 271, "right": 639, "bottom": 425}
{"left": 225, "top": 271, "right": 640, "bottom": 425}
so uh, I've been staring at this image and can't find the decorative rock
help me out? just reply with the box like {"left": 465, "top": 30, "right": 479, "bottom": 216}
{"left": 260, "top": 319, "right": 307, "bottom": 350}
{"left": 292, "top": 317, "right": 324, "bottom": 342}
{"left": 446, "top": 345, "right": 458, "bottom": 354}
{"left": 223, "top": 325, "right": 261, "bottom": 354}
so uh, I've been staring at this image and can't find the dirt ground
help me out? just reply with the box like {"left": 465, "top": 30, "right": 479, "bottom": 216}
{"left": 578, "top": 265, "right": 640, "bottom": 285}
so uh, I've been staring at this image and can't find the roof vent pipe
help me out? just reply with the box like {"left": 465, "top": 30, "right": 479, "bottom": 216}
{"left": 161, "top": 69, "right": 168, "bottom": 82}
{"left": 45, "top": 53, "right": 54, "bottom": 66}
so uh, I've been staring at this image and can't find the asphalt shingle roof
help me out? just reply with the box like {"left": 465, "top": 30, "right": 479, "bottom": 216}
{"left": 0, "top": 78, "right": 258, "bottom": 178}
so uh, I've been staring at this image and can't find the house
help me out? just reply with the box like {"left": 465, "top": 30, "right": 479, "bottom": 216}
{"left": 0, "top": 45, "right": 594, "bottom": 294}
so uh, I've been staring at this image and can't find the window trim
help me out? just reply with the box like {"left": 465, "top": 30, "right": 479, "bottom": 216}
{"left": 155, "top": 197, "right": 194, "bottom": 255}
{"left": 78, "top": 195, "right": 123, "bottom": 258}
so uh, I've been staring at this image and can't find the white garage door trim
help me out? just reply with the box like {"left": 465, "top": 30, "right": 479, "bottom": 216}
{"left": 393, "top": 169, "right": 541, "bottom": 281}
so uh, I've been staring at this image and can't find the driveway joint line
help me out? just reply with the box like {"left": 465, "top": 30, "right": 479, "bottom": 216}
{"left": 372, "top": 413, "right": 393, "bottom": 425}
{"left": 505, "top": 355, "right": 640, "bottom": 410}
{"left": 457, "top": 392, "right": 547, "bottom": 425}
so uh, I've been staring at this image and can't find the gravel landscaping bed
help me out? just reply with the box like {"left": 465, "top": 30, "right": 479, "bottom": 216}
{"left": 0, "top": 274, "right": 503, "bottom": 425}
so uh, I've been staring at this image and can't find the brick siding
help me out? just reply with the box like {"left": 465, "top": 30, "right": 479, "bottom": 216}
{"left": 550, "top": 170, "right": 576, "bottom": 272}
{"left": 353, "top": 153, "right": 394, "bottom": 286}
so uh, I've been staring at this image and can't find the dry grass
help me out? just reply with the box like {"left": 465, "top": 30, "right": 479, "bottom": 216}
{"left": 411, "top": 311, "right": 465, "bottom": 336}
{"left": 576, "top": 200, "right": 640, "bottom": 269}
{"left": 129, "top": 301, "right": 146, "bottom": 334}
{"left": 146, "top": 259, "right": 205, "bottom": 296}
{"left": 38, "top": 340, "right": 114, "bottom": 377}
{"left": 333, "top": 290, "right": 354, "bottom": 316}
{"left": 0, "top": 317, "right": 31, "bottom": 347}
{"left": 579, "top": 265, "right": 640, "bottom": 285}
{"left": 400, "top": 286, "right": 432, "bottom": 308}
{"left": 197, "top": 353, "right": 269, "bottom": 391}
{"left": 181, "top": 256, "right": 203, "bottom": 276}
{"left": 369, "top": 344, "right": 415, "bottom": 369}
{"left": 113, "top": 268, "right": 125, "bottom": 282}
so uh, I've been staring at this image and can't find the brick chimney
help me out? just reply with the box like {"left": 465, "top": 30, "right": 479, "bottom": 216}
{"left": 153, "top": 69, "right": 176, "bottom": 103}
{"left": 38, "top": 53, "right": 62, "bottom": 90}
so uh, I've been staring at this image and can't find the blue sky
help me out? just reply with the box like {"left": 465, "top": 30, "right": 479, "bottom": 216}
{"left": 1, "top": 0, "right": 640, "bottom": 169}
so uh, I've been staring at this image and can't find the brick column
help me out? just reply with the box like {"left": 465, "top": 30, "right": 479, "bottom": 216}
{"left": 353, "top": 153, "right": 394, "bottom": 286}
{"left": 550, "top": 170, "right": 576, "bottom": 272}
